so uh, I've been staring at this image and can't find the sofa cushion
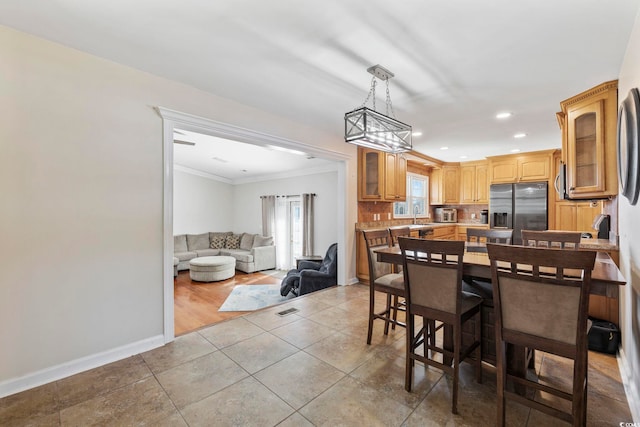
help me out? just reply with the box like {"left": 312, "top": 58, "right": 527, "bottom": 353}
{"left": 175, "top": 251, "right": 197, "bottom": 262}
{"left": 187, "top": 233, "right": 210, "bottom": 251}
{"left": 240, "top": 233, "right": 255, "bottom": 250}
{"left": 253, "top": 235, "right": 274, "bottom": 248}
{"left": 174, "top": 235, "right": 188, "bottom": 253}
{"left": 225, "top": 234, "right": 241, "bottom": 249}
{"left": 221, "top": 249, "right": 254, "bottom": 263}
{"left": 194, "top": 248, "right": 220, "bottom": 257}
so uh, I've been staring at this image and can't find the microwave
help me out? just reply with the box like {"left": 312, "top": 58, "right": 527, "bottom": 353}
{"left": 434, "top": 208, "right": 457, "bottom": 223}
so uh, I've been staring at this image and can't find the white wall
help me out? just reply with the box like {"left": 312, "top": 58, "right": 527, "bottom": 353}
{"left": 0, "top": 25, "right": 358, "bottom": 396}
{"left": 173, "top": 169, "right": 234, "bottom": 235}
{"left": 233, "top": 168, "right": 339, "bottom": 262}
{"left": 617, "top": 7, "right": 640, "bottom": 421}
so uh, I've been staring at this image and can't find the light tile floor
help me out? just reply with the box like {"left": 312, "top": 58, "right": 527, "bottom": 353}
{"left": 0, "top": 284, "right": 633, "bottom": 426}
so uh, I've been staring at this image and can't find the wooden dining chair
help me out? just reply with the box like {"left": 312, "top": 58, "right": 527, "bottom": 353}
{"left": 486, "top": 243, "right": 596, "bottom": 426}
{"left": 362, "top": 229, "right": 406, "bottom": 345}
{"left": 398, "top": 237, "right": 482, "bottom": 414}
{"left": 466, "top": 228, "right": 513, "bottom": 252}
{"left": 521, "top": 230, "right": 582, "bottom": 250}
{"left": 389, "top": 226, "right": 411, "bottom": 246}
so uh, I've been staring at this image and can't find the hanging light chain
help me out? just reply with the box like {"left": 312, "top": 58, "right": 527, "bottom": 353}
{"left": 357, "top": 74, "right": 397, "bottom": 118}
{"left": 359, "top": 76, "right": 377, "bottom": 110}
{"left": 385, "top": 79, "right": 396, "bottom": 118}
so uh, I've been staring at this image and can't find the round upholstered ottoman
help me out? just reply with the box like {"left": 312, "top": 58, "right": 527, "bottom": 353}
{"left": 189, "top": 256, "right": 236, "bottom": 282}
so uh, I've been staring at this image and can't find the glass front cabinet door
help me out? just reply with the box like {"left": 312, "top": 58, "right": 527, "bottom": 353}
{"left": 560, "top": 80, "right": 618, "bottom": 199}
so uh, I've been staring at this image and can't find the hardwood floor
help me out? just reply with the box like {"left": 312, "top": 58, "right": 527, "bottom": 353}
{"left": 174, "top": 269, "right": 285, "bottom": 336}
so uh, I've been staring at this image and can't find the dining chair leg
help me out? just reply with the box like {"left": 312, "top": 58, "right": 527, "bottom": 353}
{"left": 383, "top": 293, "right": 392, "bottom": 335}
{"left": 474, "top": 311, "right": 482, "bottom": 383}
{"left": 405, "top": 312, "right": 414, "bottom": 392}
{"left": 496, "top": 341, "right": 507, "bottom": 427}
{"left": 367, "top": 285, "right": 375, "bottom": 345}
{"left": 391, "top": 295, "right": 399, "bottom": 330}
{"left": 452, "top": 323, "right": 460, "bottom": 415}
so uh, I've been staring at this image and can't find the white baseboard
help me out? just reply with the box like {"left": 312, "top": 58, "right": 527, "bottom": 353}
{"left": 346, "top": 276, "right": 361, "bottom": 285}
{"left": 0, "top": 335, "right": 165, "bottom": 399}
{"left": 618, "top": 347, "right": 640, "bottom": 422}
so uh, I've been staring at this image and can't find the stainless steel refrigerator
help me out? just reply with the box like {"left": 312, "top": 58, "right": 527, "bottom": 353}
{"left": 489, "top": 182, "right": 548, "bottom": 245}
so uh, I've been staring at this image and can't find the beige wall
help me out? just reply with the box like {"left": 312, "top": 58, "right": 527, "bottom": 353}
{"left": 0, "top": 25, "right": 357, "bottom": 394}
{"left": 617, "top": 7, "right": 640, "bottom": 421}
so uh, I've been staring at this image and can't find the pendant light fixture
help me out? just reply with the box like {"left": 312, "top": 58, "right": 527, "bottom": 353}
{"left": 344, "top": 65, "right": 412, "bottom": 153}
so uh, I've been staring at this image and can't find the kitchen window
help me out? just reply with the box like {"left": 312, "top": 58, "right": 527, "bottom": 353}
{"left": 394, "top": 173, "right": 429, "bottom": 218}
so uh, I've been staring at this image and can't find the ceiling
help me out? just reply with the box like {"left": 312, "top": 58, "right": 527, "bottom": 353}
{"left": 2, "top": 0, "right": 639, "bottom": 174}
{"left": 173, "top": 129, "right": 337, "bottom": 182}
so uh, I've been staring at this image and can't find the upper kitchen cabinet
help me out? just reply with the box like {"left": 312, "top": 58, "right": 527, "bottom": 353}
{"left": 558, "top": 80, "right": 618, "bottom": 199}
{"left": 383, "top": 152, "right": 407, "bottom": 201}
{"left": 431, "top": 165, "right": 460, "bottom": 205}
{"left": 460, "top": 161, "right": 489, "bottom": 204}
{"left": 357, "top": 147, "right": 407, "bottom": 202}
{"left": 488, "top": 150, "right": 553, "bottom": 184}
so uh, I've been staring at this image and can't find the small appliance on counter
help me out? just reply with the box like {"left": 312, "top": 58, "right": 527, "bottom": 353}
{"left": 434, "top": 208, "right": 457, "bottom": 223}
{"left": 592, "top": 214, "right": 610, "bottom": 239}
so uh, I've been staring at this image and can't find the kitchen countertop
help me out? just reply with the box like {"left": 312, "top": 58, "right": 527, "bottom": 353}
{"left": 356, "top": 222, "right": 489, "bottom": 232}
{"left": 354, "top": 222, "right": 619, "bottom": 251}
{"left": 578, "top": 238, "right": 618, "bottom": 251}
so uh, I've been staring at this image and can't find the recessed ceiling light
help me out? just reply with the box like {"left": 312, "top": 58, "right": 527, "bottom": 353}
{"left": 513, "top": 133, "right": 527, "bottom": 139}
{"left": 496, "top": 112, "right": 512, "bottom": 119}
{"left": 412, "top": 131, "right": 423, "bottom": 137}
{"left": 511, "top": 149, "right": 521, "bottom": 153}
{"left": 266, "top": 144, "right": 306, "bottom": 156}
{"left": 440, "top": 146, "right": 449, "bottom": 150}
{"left": 460, "top": 155, "right": 468, "bottom": 159}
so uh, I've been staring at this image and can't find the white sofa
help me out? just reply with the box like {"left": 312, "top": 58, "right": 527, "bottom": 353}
{"left": 174, "top": 232, "right": 276, "bottom": 274}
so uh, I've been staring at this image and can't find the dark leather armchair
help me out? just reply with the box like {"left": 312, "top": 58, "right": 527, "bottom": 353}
{"left": 280, "top": 243, "right": 337, "bottom": 297}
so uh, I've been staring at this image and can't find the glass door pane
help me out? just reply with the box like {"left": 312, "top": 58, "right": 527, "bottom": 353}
{"left": 574, "top": 112, "right": 597, "bottom": 188}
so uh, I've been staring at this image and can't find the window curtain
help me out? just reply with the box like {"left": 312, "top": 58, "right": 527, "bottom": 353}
{"left": 301, "top": 193, "right": 314, "bottom": 256}
{"left": 261, "top": 195, "right": 276, "bottom": 237}
{"left": 274, "top": 197, "right": 288, "bottom": 270}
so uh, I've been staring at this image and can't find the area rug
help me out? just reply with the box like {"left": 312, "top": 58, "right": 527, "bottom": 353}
{"left": 218, "top": 284, "right": 289, "bottom": 312}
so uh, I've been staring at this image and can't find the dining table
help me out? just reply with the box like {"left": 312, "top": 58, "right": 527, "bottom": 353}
{"left": 374, "top": 242, "right": 627, "bottom": 384}
{"left": 374, "top": 243, "right": 626, "bottom": 298}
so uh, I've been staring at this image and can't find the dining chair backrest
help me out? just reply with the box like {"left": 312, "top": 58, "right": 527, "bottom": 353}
{"left": 389, "top": 226, "right": 411, "bottom": 246}
{"left": 521, "top": 230, "right": 581, "bottom": 250}
{"left": 486, "top": 242, "right": 596, "bottom": 426}
{"left": 466, "top": 228, "right": 513, "bottom": 252}
{"left": 362, "top": 229, "right": 393, "bottom": 282}
{"left": 399, "top": 237, "right": 465, "bottom": 314}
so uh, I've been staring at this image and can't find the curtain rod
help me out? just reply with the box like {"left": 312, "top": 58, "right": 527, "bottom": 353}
{"left": 260, "top": 193, "right": 317, "bottom": 198}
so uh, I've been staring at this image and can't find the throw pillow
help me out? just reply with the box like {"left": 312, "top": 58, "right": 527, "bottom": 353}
{"left": 210, "top": 236, "right": 227, "bottom": 249}
{"left": 225, "top": 234, "right": 241, "bottom": 249}
{"left": 252, "top": 235, "right": 274, "bottom": 248}
{"left": 239, "top": 233, "right": 255, "bottom": 250}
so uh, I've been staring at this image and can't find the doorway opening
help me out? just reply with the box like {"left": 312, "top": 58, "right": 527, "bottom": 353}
{"left": 157, "top": 107, "right": 349, "bottom": 342}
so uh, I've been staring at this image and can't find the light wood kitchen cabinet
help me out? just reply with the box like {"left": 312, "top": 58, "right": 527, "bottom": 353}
{"left": 488, "top": 151, "right": 552, "bottom": 184}
{"left": 460, "top": 161, "right": 489, "bottom": 204}
{"left": 558, "top": 80, "right": 618, "bottom": 199}
{"left": 554, "top": 200, "right": 603, "bottom": 235}
{"left": 383, "top": 152, "right": 407, "bottom": 201}
{"left": 426, "top": 225, "right": 457, "bottom": 240}
{"left": 430, "top": 165, "right": 460, "bottom": 205}
{"left": 357, "top": 147, "right": 407, "bottom": 202}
